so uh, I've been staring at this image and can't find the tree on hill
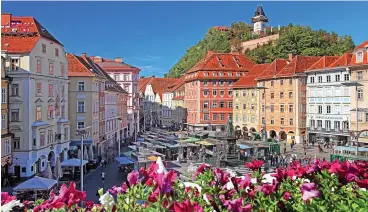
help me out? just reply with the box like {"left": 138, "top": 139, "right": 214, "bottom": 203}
{"left": 165, "top": 24, "right": 355, "bottom": 77}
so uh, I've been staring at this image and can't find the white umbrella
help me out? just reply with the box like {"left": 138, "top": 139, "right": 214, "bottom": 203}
{"left": 84, "top": 146, "right": 89, "bottom": 161}
{"left": 54, "top": 157, "right": 63, "bottom": 179}
{"left": 77, "top": 149, "right": 82, "bottom": 159}
{"left": 89, "top": 147, "right": 94, "bottom": 160}
{"left": 42, "top": 161, "right": 53, "bottom": 179}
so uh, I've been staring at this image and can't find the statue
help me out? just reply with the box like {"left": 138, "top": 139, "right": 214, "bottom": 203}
{"left": 226, "top": 117, "right": 234, "bottom": 137}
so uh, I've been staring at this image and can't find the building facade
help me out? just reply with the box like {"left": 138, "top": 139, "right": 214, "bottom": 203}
{"left": 1, "top": 55, "right": 12, "bottom": 176}
{"left": 92, "top": 57, "right": 140, "bottom": 138}
{"left": 184, "top": 51, "right": 256, "bottom": 132}
{"left": 2, "top": 14, "right": 70, "bottom": 177}
{"left": 170, "top": 78, "right": 187, "bottom": 130}
{"left": 232, "top": 64, "right": 270, "bottom": 138}
{"left": 306, "top": 54, "right": 353, "bottom": 144}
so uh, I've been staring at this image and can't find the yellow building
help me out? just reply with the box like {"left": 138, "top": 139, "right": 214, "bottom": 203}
{"left": 1, "top": 55, "right": 12, "bottom": 175}
{"left": 349, "top": 41, "right": 368, "bottom": 144}
{"left": 171, "top": 78, "right": 187, "bottom": 130}
{"left": 233, "top": 64, "right": 269, "bottom": 139}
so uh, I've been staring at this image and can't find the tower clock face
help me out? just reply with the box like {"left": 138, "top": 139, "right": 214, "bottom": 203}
{"left": 254, "top": 22, "right": 262, "bottom": 31}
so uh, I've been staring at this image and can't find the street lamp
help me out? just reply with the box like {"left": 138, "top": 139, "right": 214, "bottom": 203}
{"left": 342, "top": 82, "right": 363, "bottom": 156}
{"left": 76, "top": 126, "right": 92, "bottom": 192}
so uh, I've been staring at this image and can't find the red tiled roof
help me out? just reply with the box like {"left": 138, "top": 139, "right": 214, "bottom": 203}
{"left": 329, "top": 53, "right": 353, "bottom": 68}
{"left": 165, "top": 76, "right": 186, "bottom": 92}
{"left": 67, "top": 53, "right": 96, "bottom": 77}
{"left": 256, "top": 59, "right": 289, "bottom": 80}
{"left": 233, "top": 64, "right": 270, "bottom": 88}
{"left": 139, "top": 77, "right": 154, "bottom": 92}
{"left": 1, "top": 14, "right": 62, "bottom": 53}
{"left": 276, "top": 56, "right": 321, "bottom": 77}
{"left": 354, "top": 40, "right": 368, "bottom": 51}
{"left": 91, "top": 56, "right": 140, "bottom": 72}
{"left": 306, "top": 56, "right": 339, "bottom": 71}
{"left": 350, "top": 51, "right": 368, "bottom": 66}
{"left": 186, "top": 51, "right": 256, "bottom": 74}
{"left": 151, "top": 78, "right": 179, "bottom": 101}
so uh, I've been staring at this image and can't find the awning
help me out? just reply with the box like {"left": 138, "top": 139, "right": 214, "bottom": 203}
{"left": 183, "top": 137, "right": 201, "bottom": 143}
{"left": 237, "top": 144, "right": 251, "bottom": 149}
{"left": 115, "top": 157, "right": 135, "bottom": 165}
{"left": 147, "top": 156, "right": 158, "bottom": 161}
{"left": 195, "top": 141, "right": 215, "bottom": 146}
{"left": 61, "top": 158, "right": 88, "bottom": 167}
{"left": 70, "top": 139, "right": 93, "bottom": 146}
{"left": 14, "top": 176, "right": 57, "bottom": 191}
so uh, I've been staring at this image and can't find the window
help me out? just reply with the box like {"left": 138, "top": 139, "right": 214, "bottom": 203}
{"left": 49, "top": 63, "right": 54, "bottom": 75}
{"left": 280, "top": 79, "right": 284, "bottom": 85}
{"left": 228, "top": 90, "right": 233, "bottom": 97}
{"left": 61, "top": 63, "right": 65, "bottom": 77}
{"left": 334, "top": 121, "right": 340, "bottom": 130}
{"left": 61, "top": 86, "right": 65, "bottom": 97}
{"left": 271, "top": 105, "right": 274, "bottom": 112}
{"left": 220, "top": 101, "right": 225, "bottom": 108}
{"left": 271, "top": 81, "right": 274, "bottom": 86}
{"left": 204, "top": 114, "right": 209, "bottom": 121}
{"left": 212, "top": 90, "right": 217, "bottom": 96}
{"left": 61, "top": 105, "right": 65, "bottom": 117}
{"left": 280, "top": 105, "right": 284, "bottom": 112}
{"left": 243, "top": 104, "right": 246, "bottom": 109}
{"left": 37, "top": 60, "right": 42, "bottom": 73}
{"left": 271, "top": 93, "right": 274, "bottom": 99}
{"left": 1, "top": 114, "right": 6, "bottom": 129}
{"left": 343, "top": 121, "right": 349, "bottom": 130}
{"left": 204, "top": 81, "right": 209, "bottom": 86}
{"left": 11, "top": 84, "right": 19, "bottom": 96}
{"left": 77, "top": 101, "right": 85, "bottom": 113}
{"left": 344, "top": 74, "right": 350, "bottom": 81}
{"left": 78, "top": 82, "right": 85, "bottom": 91}
{"left": 326, "top": 75, "right": 331, "bottom": 82}
{"left": 318, "top": 76, "right": 322, "bottom": 83}
{"left": 235, "top": 104, "right": 239, "bottom": 109}
{"left": 48, "top": 105, "right": 54, "bottom": 119}
{"left": 251, "top": 116, "right": 255, "bottom": 123}
{"left": 124, "top": 74, "right": 129, "bottom": 81}
{"left": 220, "top": 90, "right": 225, "bottom": 96}
{"left": 326, "top": 120, "right": 331, "bottom": 130}
{"left": 280, "top": 118, "right": 285, "bottom": 125}
{"left": 262, "top": 92, "right": 265, "bottom": 99}
{"left": 220, "top": 81, "right": 225, "bottom": 86}
{"left": 270, "top": 118, "right": 275, "bottom": 125}
{"left": 64, "top": 127, "right": 69, "bottom": 140}
{"left": 11, "top": 110, "right": 19, "bottom": 122}
{"left": 310, "top": 77, "right": 315, "bottom": 83}
{"left": 55, "top": 48, "right": 59, "bottom": 57}
{"left": 1, "top": 88, "right": 5, "bottom": 103}
{"left": 212, "top": 101, "right": 218, "bottom": 108}
{"left": 243, "top": 115, "right": 247, "bottom": 122}
{"left": 310, "top": 120, "right": 315, "bottom": 128}
{"left": 213, "top": 114, "right": 218, "bottom": 120}
{"left": 357, "top": 71, "right": 363, "bottom": 80}
{"left": 289, "top": 92, "right": 293, "bottom": 98}
{"left": 356, "top": 52, "right": 363, "bottom": 63}
{"left": 358, "top": 112, "right": 363, "bottom": 122}
{"left": 280, "top": 92, "right": 284, "bottom": 99}
{"left": 289, "top": 104, "right": 293, "bottom": 113}
{"left": 358, "top": 88, "right": 363, "bottom": 100}
{"left": 220, "top": 113, "right": 225, "bottom": 120}
{"left": 11, "top": 59, "right": 19, "bottom": 71}
{"left": 262, "top": 105, "right": 265, "bottom": 112}
{"left": 212, "top": 81, "right": 218, "bottom": 86}
{"left": 36, "top": 106, "right": 42, "bottom": 121}
{"left": 114, "top": 74, "right": 119, "bottom": 81}
{"left": 13, "top": 137, "right": 20, "bottom": 149}
{"left": 335, "top": 75, "right": 340, "bottom": 82}
{"left": 228, "top": 101, "right": 233, "bottom": 108}
{"left": 317, "top": 120, "right": 322, "bottom": 128}
{"left": 289, "top": 79, "right": 292, "bottom": 85}
{"left": 251, "top": 92, "right": 255, "bottom": 97}
{"left": 251, "top": 104, "right": 255, "bottom": 110}
{"left": 289, "top": 118, "right": 294, "bottom": 126}
{"left": 318, "top": 105, "right": 323, "bottom": 114}
{"left": 4, "top": 140, "right": 10, "bottom": 155}
{"left": 366, "top": 112, "right": 368, "bottom": 122}
{"left": 49, "top": 84, "right": 53, "bottom": 97}
{"left": 203, "top": 101, "right": 209, "bottom": 108}
{"left": 242, "top": 91, "right": 246, "bottom": 97}
{"left": 326, "top": 105, "right": 331, "bottom": 114}
{"left": 77, "top": 121, "right": 85, "bottom": 129}
{"left": 48, "top": 130, "right": 53, "bottom": 144}
{"left": 203, "top": 90, "right": 209, "bottom": 96}
{"left": 42, "top": 44, "right": 46, "bottom": 53}
{"left": 262, "top": 117, "right": 265, "bottom": 124}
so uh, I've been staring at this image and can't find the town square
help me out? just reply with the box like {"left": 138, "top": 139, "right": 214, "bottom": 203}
{"left": 1, "top": 1, "right": 368, "bottom": 211}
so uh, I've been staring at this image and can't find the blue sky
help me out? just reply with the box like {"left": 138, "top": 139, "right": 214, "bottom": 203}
{"left": 2, "top": 2, "right": 367, "bottom": 77}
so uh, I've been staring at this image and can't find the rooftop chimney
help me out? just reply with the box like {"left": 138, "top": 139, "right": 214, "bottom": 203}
{"left": 82, "top": 53, "right": 87, "bottom": 57}
{"left": 288, "top": 53, "right": 295, "bottom": 61}
{"left": 1, "top": 13, "right": 11, "bottom": 26}
{"left": 115, "top": 57, "right": 123, "bottom": 63}
{"left": 93, "top": 56, "right": 103, "bottom": 63}
{"left": 152, "top": 75, "right": 155, "bottom": 78}
{"left": 140, "top": 76, "right": 145, "bottom": 79}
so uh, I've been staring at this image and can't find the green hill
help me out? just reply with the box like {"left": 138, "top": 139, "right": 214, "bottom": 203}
{"left": 165, "top": 22, "right": 354, "bottom": 78}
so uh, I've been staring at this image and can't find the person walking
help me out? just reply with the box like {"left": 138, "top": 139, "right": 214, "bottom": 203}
{"left": 101, "top": 171, "right": 106, "bottom": 184}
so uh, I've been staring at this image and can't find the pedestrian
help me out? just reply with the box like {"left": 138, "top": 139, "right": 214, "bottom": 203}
{"left": 104, "top": 160, "right": 107, "bottom": 168}
{"left": 283, "top": 147, "right": 286, "bottom": 154}
{"left": 101, "top": 159, "right": 105, "bottom": 167}
{"left": 101, "top": 171, "right": 106, "bottom": 184}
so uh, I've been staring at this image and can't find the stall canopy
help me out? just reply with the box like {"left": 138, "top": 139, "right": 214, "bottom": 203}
{"left": 183, "top": 137, "right": 201, "bottom": 143}
{"left": 14, "top": 176, "right": 57, "bottom": 191}
{"left": 196, "top": 141, "right": 215, "bottom": 146}
{"left": 61, "top": 158, "right": 88, "bottom": 167}
{"left": 147, "top": 156, "right": 158, "bottom": 161}
{"left": 237, "top": 144, "right": 251, "bottom": 149}
{"left": 115, "top": 156, "right": 135, "bottom": 165}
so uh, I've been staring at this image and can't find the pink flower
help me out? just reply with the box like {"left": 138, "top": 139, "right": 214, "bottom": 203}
{"left": 301, "top": 183, "right": 320, "bottom": 202}
{"left": 173, "top": 199, "right": 204, "bottom": 212}
{"left": 245, "top": 160, "right": 264, "bottom": 171}
{"left": 195, "top": 164, "right": 211, "bottom": 176}
{"left": 84, "top": 201, "right": 94, "bottom": 210}
{"left": 356, "top": 179, "right": 368, "bottom": 189}
{"left": 127, "top": 170, "right": 139, "bottom": 186}
{"left": 223, "top": 197, "right": 250, "bottom": 212}
{"left": 283, "top": 191, "right": 292, "bottom": 201}
{"left": 154, "top": 170, "right": 177, "bottom": 194}
{"left": 1, "top": 192, "right": 16, "bottom": 205}
{"left": 261, "top": 183, "right": 276, "bottom": 195}
{"left": 108, "top": 183, "right": 128, "bottom": 195}
{"left": 214, "top": 168, "right": 230, "bottom": 186}
{"left": 242, "top": 204, "right": 252, "bottom": 212}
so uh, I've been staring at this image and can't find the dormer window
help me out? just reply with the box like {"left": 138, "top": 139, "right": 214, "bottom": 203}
{"left": 213, "top": 72, "right": 217, "bottom": 76}
{"left": 236, "top": 73, "right": 241, "bottom": 77}
{"left": 11, "top": 58, "right": 19, "bottom": 71}
{"left": 228, "top": 73, "right": 233, "bottom": 77}
{"left": 356, "top": 51, "right": 363, "bottom": 63}
{"left": 220, "top": 72, "right": 224, "bottom": 77}
{"left": 204, "top": 72, "right": 209, "bottom": 76}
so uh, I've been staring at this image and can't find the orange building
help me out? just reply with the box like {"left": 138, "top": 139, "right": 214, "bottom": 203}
{"left": 184, "top": 51, "right": 256, "bottom": 132}
{"left": 255, "top": 56, "right": 320, "bottom": 143}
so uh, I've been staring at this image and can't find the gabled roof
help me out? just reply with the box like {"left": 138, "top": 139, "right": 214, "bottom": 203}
{"left": 233, "top": 64, "right": 270, "bottom": 89}
{"left": 306, "top": 56, "right": 340, "bottom": 71}
{"left": 1, "top": 14, "right": 62, "bottom": 53}
{"left": 256, "top": 59, "right": 289, "bottom": 80}
{"left": 186, "top": 51, "right": 256, "bottom": 74}
{"left": 354, "top": 40, "right": 368, "bottom": 52}
{"left": 139, "top": 77, "right": 154, "bottom": 92}
{"left": 91, "top": 56, "right": 140, "bottom": 72}
{"left": 329, "top": 53, "right": 353, "bottom": 68}
{"left": 67, "top": 53, "right": 97, "bottom": 77}
{"left": 164, "top": 76, "right": 186, "bottom": 93}
{"left": 276, "top": 56, "right": 321, "bottom": 77}
{"left": 151, "top": 78, "right": 179, "bottom": 100}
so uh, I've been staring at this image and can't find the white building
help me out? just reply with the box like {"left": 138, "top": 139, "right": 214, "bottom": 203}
{"left": 306, "top": 55, "right": 352, "bottom": 145}
{"left": 1, "top": 14, "right": 70, "bottom": 177}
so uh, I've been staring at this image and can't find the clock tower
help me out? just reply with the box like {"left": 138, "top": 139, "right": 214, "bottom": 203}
{"left": 251, "top": 6, "right": 268, "bottom": 35}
